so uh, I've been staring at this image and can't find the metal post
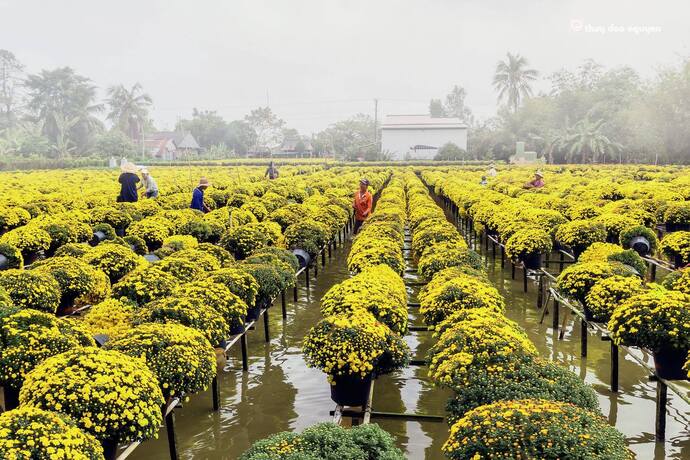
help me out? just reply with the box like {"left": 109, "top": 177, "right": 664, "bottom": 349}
{"left": 212, "top": 375, "right": 220, "bottom": 411}
{"left": 522, "top": 267, "right": 528, "bottom": 293}
{"left": 552, "top": 300, "right": 559, "bottom": 329}
{"left": 559, "top": 252, "right": 565, "bottom": 272}
{"left": 328, "top": 242, "right": 332, "bottom": 259}
{"left": 511, "top": 263, "right": 516, "bottom": 280}
{"left": 655, "top": 379, "right": 667, "bottom": 441}
{"left": 305, "top": 266, "right": 310, "bottom": 289}
{"left": 240, "top": 334, "right": 249, "bottom": 371}
{"left": 322, "top": 248, "right": 326, "bottom": 267}
{"left": 492, "top": 240, "right": 496, "bottom": 260}
{"left": 651, "top": 263, "right": 657, "bottom": 282}
{"left": 165, "top": 411, "right": 179, "bottom": 460}
{"left": 537, "top": 275, "right": 544, "bottom": 309}
{"left": 293, "top": 284, "right": 298, "bottom": 302}
{"left": 580, "top": 319, "right": 588, "bottom": 357}
{"left": 501, "top": 246, "right": 505, "bottom": 268}
{"left": 314, "top": 260, "right": 318, "bottom": 277}
{"left": 281, "top": 290, "right": 287, "bottom": 319}
{"left": 610, "top": 341, "right": 619, "bottom": 393}
{"left": 263, "top": 309, "right": 270, "bottom": 343}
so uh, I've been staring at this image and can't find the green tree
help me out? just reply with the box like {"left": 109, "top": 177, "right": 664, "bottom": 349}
{"left": 24, "top": 67, "right": 103, "bottom": 154}
{"left": 316, "top": 114, "right": 376, "bottom": 160}
{"left": 434, "top": 142, "right": 468, "bottom": 161}
{"left": 226, "top": 119, "right": 256, "bottom": 156}
{"left": 429, "top": 99, "right": 447, "bottom": 117}
{"left": 561, "top": 116, "right": 623, "bottom": 163}
{"left": 244, "top": 106, "right": 285, "bottom": 154}
{"left": 444, "top": 85, "right": 473, "bottom": 123}
{"left": 93, "top": 130, "right": 137, "bottom": 159}
{"left": 493, "top": 52, "right": 539, "bottom": 113}
{"left": 176, "top": 109, "right": 229, "bottom": 148}
{"left": 105, "top": 83, "right": 152, "bottom": 141}
{"left": 0, "top": 49, "right": 24, "bottom": 131}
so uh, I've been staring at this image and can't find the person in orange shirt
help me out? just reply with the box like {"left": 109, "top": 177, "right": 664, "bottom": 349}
{"left": 353, "top": 178, "right": 372, "bottom": 234}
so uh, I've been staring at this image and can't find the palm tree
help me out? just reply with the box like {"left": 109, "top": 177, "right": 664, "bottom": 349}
{"left": 493, "top": 53, "right": 539, "bottom": 113}
{"left": 562, "top": 117, "right": 623, "bottom": 163}
{"left": 106, "top": 83, "right": 152, "bottom": 141}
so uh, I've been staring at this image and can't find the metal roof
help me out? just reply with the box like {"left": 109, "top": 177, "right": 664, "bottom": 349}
{"left": 381, "top": 114, "right": 468, "bottom": 129}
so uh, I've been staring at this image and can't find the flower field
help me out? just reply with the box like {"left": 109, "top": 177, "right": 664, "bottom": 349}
{"left": 1, "top": 164, "right": 690, "bottom": 459}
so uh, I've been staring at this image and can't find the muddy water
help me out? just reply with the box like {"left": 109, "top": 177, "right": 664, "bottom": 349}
{"left": 464, "top": 230, "right": 690, "bottom": 460}
{"left": 130, "top": 239, "right": 450, "bottom": 460}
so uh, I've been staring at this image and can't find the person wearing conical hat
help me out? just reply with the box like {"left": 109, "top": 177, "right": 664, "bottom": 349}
{"left": 524, "top": 170, "right": 545, "bottom": 189}
{"left": 353, "top": 178, "right": 372, "bottom": 234}
{"left": 190, "top": 177, "right": 211, "bottom": 213}
{"left": 138, "top": 168, "right": 159, "bottom": 199}
{"left": 117, "top": 162, "right": 140, "bottom": 202}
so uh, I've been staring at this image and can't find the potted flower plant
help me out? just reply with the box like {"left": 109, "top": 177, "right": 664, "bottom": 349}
{"left": 555, "top": 219, "right": 607, "bottom": 259}
{"left": 302, "top": 310, "right": 409, "bottom": 407}
{"left": 660, "top": 231, "right": 690, "bottom": 269}
{"left": 505, "top": 228, "right": 553, "bottom": 270}
{"left": 609, "top": 289, "right": 690, "bottom": 380}
{"left": 663, "top": 202, "right": 690, "bottom": 232}
{"left": 620, "top": 225, "right": 659, "bottom": 257}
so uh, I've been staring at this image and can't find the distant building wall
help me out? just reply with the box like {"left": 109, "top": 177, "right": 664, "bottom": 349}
{"left": 381, "top": 127, "right": 468, "bottom": 160}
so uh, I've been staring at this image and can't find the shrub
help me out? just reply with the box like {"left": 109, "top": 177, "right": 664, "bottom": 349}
{"left": 105, "top": 323, "right": 216, "bottom": 398}
{"left": 32, "top": 256, "right": 110, "bottom": 307}
{"left": 0, "top": 406, "right": 103, "bottom": 459}
{"left": 417, "top": 243, "right": 482, "bottom": 280}
{"left": 663, "top": 202, "right": 690, "bottom": 225}
{"left": 112, "top": 266, "right": 177, "bottom": 305}
{"left": 445, "top": 355, "right": 599, "bottom": 422}
{"left": 81, "top": 298, "right": 136, "bottom": 340}
{"left": 220, "top": 224, "right": 271, "bottom": 260}
{"left": 555, "top": 219, "right": 607, "bottom": 256}
{"left": 0, "top": 242, "right": 22, "bottom": 269}
{"left": 0, "top": 309, "right": 94, "bottom": 390}
{"left": 156, "top": 257, "right": 204, "bottom": 282}
{"left": 0, "top": 269, "right": 61, "bottom": 313}
{"left": 82, "top": 243, "right": 143, "bottom": 282}
{"left": 585, "top": 275, "right": 645, "bottom": 322}
{"left": 135, "top": 296, "right": 230, "bottom": 346}
{"left": 660, "top": 231, "right": 690, "bottom": 266}
{"left": 20, "top": 347, "right": 164, "bottom": 443}
{"left": 241, "top": 262, "right": 287, "bottom": 302}
{"left": 556, "top": 261, "right": 632, "bottom": 304}
{"left": 127, "top": 217, "right": 173, "bottom": 250}
{"left": 504, "top": 228, "right": 553, "bottom": 261}
{"left": 175, "top": 280, "right": 248, "bottom": 329}
{"left": 620, "top": 225, "right": 659, "bottom": 254}
{"left": 205, "top": 268, "right": 259, "bottom": 306}
{"left": 303, "top": 310, "right": 409, "bottom": 381}
{"left": 443, "top": 399, "right": 631, "bottom": 460}
{"left": 609, "top": 289, "right": 690, "bottom": 352}
{"left": 0, "top": 226, "right": 51, "bottom": 255}
{"left": 284, "top": 219, "right": 330, "bottom": 257}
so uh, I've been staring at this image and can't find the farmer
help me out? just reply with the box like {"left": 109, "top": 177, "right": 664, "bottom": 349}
{"left": 480, "top": 176, "right": 488, "bottom": 186}
{"left": 190, "top": 177, "right": 211, "bottom": 213}
{"left": 523, "top": 170, "right": 545, "bottom": 189}
{"left": 117, "top": 162, "right": 140, "bottom": 202}
{"left": 487, "top": 163, "right": 497, "bottom": 177}
{"left": 353, "top": 178, "right": 372, "bottom": 234}
{"left": 265, "top": 161, "right": 279, "bottom": 180}
{"left": 138, "top": 168, "right": 159, "bottom": 199}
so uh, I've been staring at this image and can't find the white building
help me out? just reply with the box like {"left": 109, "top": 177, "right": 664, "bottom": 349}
{"left": 380, "top": 115, "right": 468, "bottom": 160}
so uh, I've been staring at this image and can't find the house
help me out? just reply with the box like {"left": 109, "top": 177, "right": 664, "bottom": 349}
{"left": 509, "top": 141, "right": 544, "bottom": 164}
{"left": 143, "top": 132, "right": 201, "bottom": 160}
{"left": 380, "top": 115, "right": 468, "bottom": 160}
{"left": 273, "top": 137, "right": 314, "bottom": 158}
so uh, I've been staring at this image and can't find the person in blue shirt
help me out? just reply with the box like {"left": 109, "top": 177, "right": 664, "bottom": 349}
{"left": 117, "top": 162, "right": 140, "bottom": 202}
{"left": 190, "top": 177, "right": 211, "bottom": 213}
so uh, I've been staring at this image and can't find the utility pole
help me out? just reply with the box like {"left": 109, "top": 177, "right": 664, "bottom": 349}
{"left": 373, "top": 98, "right": 379, "bottom": 160}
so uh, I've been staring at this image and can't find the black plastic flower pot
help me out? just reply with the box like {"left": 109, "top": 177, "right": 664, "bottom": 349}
{"left": 291, "top": 248, "right": 311, "bottom": 269}
{"left": 666, "top": 223, "right": 690, "bottom": 233}
{"left": 230, "top": 320, "right": 245, "bottom": 335}
{"left": 100, "top": 439, "right": 118, "bottom": 460}
{"left": 0, "top": 254, "right": 8, "bottom": 270}
{"left": 330, "top": 373, "right": 372, "bottom": 407}
{"left": 2, "top": 386, "right": 19, "bottom": 411}
{"left": 673, "top": 254, "right": 689, "bottom": 270}
{"left": 246, "top": 305, "right": 261, "bottom": 322}
{"left": 521, "top": 252, "right": 542, "bottom": 270}
{"left": 653, "top": 347, "right": 689, "bottom": 381}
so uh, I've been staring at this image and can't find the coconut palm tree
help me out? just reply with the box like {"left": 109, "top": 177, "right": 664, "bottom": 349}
{"left": 106, "top": 83, "right": 152, "bottom": 141}
{"left": 562, "top": 117, "right": 623, "bottom": 163}
{"left": 493, "top": 53, "right": 539, "bottom": 113}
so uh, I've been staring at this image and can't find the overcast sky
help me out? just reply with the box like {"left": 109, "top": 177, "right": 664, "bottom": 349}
{"left": 2, "top": 0, "right": 688, "bottom": 134}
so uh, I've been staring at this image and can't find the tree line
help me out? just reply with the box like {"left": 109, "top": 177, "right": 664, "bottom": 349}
{"left": 435, "top": 53, "right": 690, "bottom": 164}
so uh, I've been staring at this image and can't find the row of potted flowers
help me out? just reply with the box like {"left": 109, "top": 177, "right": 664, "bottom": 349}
{"left": 304, "top": 175, "right": 411, "bottom": 407}
{"left": 0, "top": 168, "right": 385, "bottom": 458}
{"left": 405, "top": 174, "right": 632, "bottom": 459}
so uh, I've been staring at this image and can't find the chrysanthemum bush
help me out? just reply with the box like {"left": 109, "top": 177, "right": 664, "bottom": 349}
{"left": 416, "top": 241, "right": 482, "bottom": 280}
{"left": 127, "top": 216, "right": 173, "bottom": 250}
{"left": 32, "top": 256, "right": 111, "bottom": 308}
{"left": 156, "top": 256, "right": 204, "bottom": 282}
{"left": 0, "top": 309, "right": 94, "bottom": 390}
{"left": 303, "top": 309, "right": 409, "bottom": 382}
{"left": 0, "top": 406, "right": 104, "bottom": 460}
{"left": 284, "top": 219, "right": 330, "bottom": 257}
{"left": 175, "top": 280, "right": 248, "bottom": 329}
{"left": 585, "top": 275, "right": 645, "bottom": 322}
{"left": 608, "top": 289, "right": 690, "bottom": 352}
{"left": 0, "top": 225, "right": 51, "bottom": 256}
{"left": 239, "top": 422, "right": 404, "bottom": 460}
{"left": 19, "top": 347, "right": 164, "bottom": 443}
{"left": 504, "top": 227, "right": 553, "bottom": 261}
{"left": 442, "top": 399, "right": 631, "bottom": 460}
{"left": 81, "top": 243, "right": 144, "bottom": 283}
{"left": 556, "top": 261, "right": 633, "bottom": 304}
{"left": 112, "top": 266, "right": 177, "bottom": 305}
{"left": 555, "top": 219, "right": 607, "bottom": 256}
{"left": 660, "top": 231, "right": 690, "bottom": 266}
{"left": 418, "top": 272, "right": 505, "bottom": 326}
{"left": 0, "top": 269, "right": 61, "bottom": 313}
{"left": 81, "top": 298, "right": 135, "bottom": 340}
{"left": 320, "top": 264, "right": 407, "bottom": 334}
{"left": 205, "top": 267, "right": 259, "bottom": 306}
{"left": 220, "top": 224, "right": 271, "bottom": 260}
{"left": 0, "top": 242, "right": 23, "bottom": 269}
{"left": 105, "top": 322, "right": 216, "bottom": 399}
